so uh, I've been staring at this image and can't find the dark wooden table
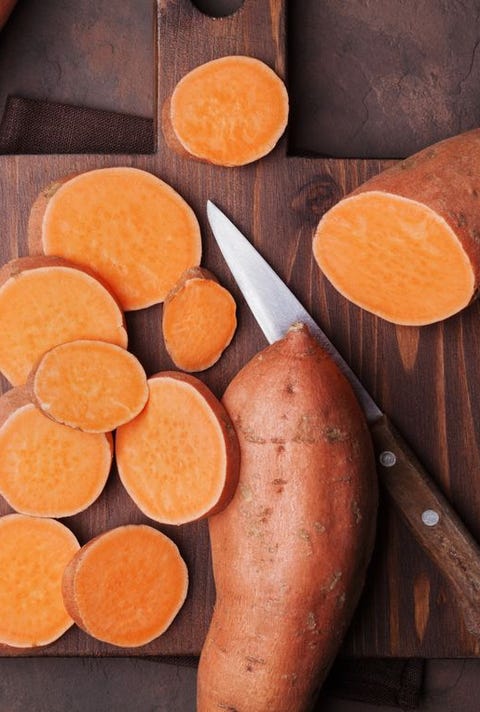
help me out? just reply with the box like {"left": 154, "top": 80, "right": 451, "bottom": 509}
{"left": 2, "top": 1, "right": 480, "bottom": 709}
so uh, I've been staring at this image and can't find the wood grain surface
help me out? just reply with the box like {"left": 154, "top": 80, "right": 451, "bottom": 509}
{"left": 1, "top": 0, "right": 480, "bottom": 658}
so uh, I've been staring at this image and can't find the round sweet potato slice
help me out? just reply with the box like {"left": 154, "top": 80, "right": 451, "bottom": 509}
{"left": 116, "top": 372, "right": 240, "bottom": 525}
{"left": 62, "top": 525, "right": 188, "bottom": 648}
{"left": 32, "top": 340, "right": 149, "bottom": 433}
{"left": 0, "top": 388, "right": 112, "bottom": 517}
{"left": 167, "top": 56, "right": 288, "bottom": 166}
{"left": 29, "top": 167, "right": 202, "bottom": 311}
{"left": 162, "top": 267, "right": 237, "bottom": 371}
{"left": 0, "top": 256, "right": 127, "bottom": 386}
{"left": 0, "top": 514, "right": 79, "bottom": 648}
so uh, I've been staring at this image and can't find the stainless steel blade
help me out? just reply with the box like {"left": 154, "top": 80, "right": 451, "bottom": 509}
{"left": 207, "top": 200, "right": 382, "bottom": 423}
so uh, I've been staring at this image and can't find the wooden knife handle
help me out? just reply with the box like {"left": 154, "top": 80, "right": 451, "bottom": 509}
{"left": 370, "top": 414, "right": 480, "bottom": 638}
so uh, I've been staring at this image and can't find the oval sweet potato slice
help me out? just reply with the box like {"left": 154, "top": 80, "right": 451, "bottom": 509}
{"left": 29, "top": 167, "right": 202, "bottom": 311}
{"left": 116, "top": 372, "right": 240, "bottom": 525}
{"left": 31, "top": 340, "right": 149, "bottom": 433}
{"left": 162, "top": 267, "right": 237, "bottom": 371}
{"left": 0, "top": 388, "right": 112, "bottom": 517}
{"left": 167, "top": 56, "right": 289, "bottom": 167}
{"left": 62, "top": 525, "right": 188, "bottom": 648}
{"left": 0, "top": 256, "right": 127, "bottom": 386}
{"left": 0, "top": 514, "right": 79, "bottom": 648}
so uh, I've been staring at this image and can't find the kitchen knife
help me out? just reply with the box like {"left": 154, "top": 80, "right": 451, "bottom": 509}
{"left": 207, "top": 199, "right": 480, "bottom": 638}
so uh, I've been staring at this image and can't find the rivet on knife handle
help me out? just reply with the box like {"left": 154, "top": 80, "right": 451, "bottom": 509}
{"left": 371, "top": 414, "right": 480, "bottom": 638}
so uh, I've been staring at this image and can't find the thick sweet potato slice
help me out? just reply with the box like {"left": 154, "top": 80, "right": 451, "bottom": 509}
{"left": 0, "top": 256, "right": 127, "bottom": 386}
{"left": 31, "top": 340, "right": 149, "bottom": 433}
{"left": 162, "top": 267, "right": 237, "bottom": 371}
{"left": 0, "top": 514, "right": 79, "bottom": 647}
{"left": 167, "top": 56, "right": 288, "bottom": 166}
{"left": 28, "top": 167, "right": 202, "bottom": 310}
{"left": 62, "top": 524, "right": 188, "bottom": 648}
{"left": 116, "top": 372, "right": 240, "bottom": 525}
{"left": 313, "top": 129, "right": 480, "bottom": 325}
{"left": 0, "top": 388, "right": 112, "bottom": 517}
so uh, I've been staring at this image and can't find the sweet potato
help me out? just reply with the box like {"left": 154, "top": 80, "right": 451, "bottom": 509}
{"left": 0, "top": 387, "right": 112, "bottom": 517}
{"left": 28, "top": 167, "right": 202, "bottom": 311}
{"left": 116, "top": 371, "right": 240, "bottom": 525}
{"left": 31, "top": 339, "right": 149, "bottom": 433}
{"left": 197, "top": 324, "right": 377, "bottom": 712}
{"left": 162, "top": 267, "right": 237, "bottom": 371}
{"left": 313, "top": 129, "right": 480, "bottom": 325}
{"left": 0, "top": 256, "right": 127, "bottom": 386}
{"left": 62, "top": 524, "right": 188, "bottom": 648}
{"left": 0, "top": 514, "right": 79, "bottom": 647}
{"left": 165, "top": 56, "right": 289, "bottom": 167}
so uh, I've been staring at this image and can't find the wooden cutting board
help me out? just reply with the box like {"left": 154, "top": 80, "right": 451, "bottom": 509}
{"left": 1, "top": 0, "right": 480, "bottom": 658}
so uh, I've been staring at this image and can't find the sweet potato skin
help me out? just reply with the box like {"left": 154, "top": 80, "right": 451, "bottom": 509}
{"left": 197, "top": 324, "right": 377, "bottom": 712}
{"left": 349, "top": 128, "right": 480, "bottom": 285}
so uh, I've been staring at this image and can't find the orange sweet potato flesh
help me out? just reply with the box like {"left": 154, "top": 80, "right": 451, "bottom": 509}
{"left": 313, "top": 129, "right": 480, "bottom": 325}
{"left": 116, "top": 371, "right": 240, "bottom": 525}
{"left": 28, "top": 167, "right": 202, "bottom": 311}
{"left": 32, "top": 339, "right": 149, "bottom": 433}
{"left": 0, "top": 514, "right": 79, "bottom": 647}
{"left": 168, "top": 56, "right": 289, "bottom": 167}
{"left": 0, "top": 388, "right": 112, "bottom": 517}
{"left": 62, "top": 524, "right": 188, "bottom": 648}
{"left": 197, "top": 324, "right": 377, "bottom": 712}
{"left": 0, "top": 256, "right": 127, "bottom": 386}
{"left": 163, "top": 267, "right": 237, "bottom": 371}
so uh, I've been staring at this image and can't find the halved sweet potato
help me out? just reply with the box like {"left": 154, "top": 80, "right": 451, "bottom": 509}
{"left": 116, "top": 372, "right": 240, "bottom": 525}
{"left": 0, "top": 514, "right": 79, "bottom": 648}
{"left": 62, "top": 524, "right": 188, "bottom": 648}
{"left": 313, "top": 129, "right": 480, "bottom": 325}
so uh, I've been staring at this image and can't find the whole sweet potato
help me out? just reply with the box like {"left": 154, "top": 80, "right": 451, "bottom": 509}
{"left": 197, "top": 323, "right": 378, "bottom": 712}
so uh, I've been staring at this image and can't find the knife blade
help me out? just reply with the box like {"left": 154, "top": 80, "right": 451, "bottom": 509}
{"left": 207, "top": 199, "right": 480, "bottom": 639}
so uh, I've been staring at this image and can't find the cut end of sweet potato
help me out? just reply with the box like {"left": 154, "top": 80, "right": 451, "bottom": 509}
{"left": 62, "top": 525, "right": 188, "bottom": 648}
{"left": 0, "top": 514, "right": 79, "bottom": 647}
{"left": 0, "top": 393, "right": 112, "bottom": 517}
{"left": 32, "top": 339, "right": 149, "bottom": 433}
{"left": 314, "top": 191, "right": 475, "bottom": 325}
{"left": 0, "top": 257, "right": 127, "bottom": 386}
{"left": 32, "top": 167, "right": 202, "bottom": 311}
{"left": 116, "top": 372, "right": 240, "bottom": 525}
{"left": 163, "top": 267, "right": 237, "bottom": 371}
{"left": 169, "top": 56, "right": 288, "bottom": 167}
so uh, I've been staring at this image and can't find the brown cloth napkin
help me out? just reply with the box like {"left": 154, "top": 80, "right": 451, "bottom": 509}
{"left": 0, "top": 95, "right": 424, "bottom": 709}
{"left": 0, "top": 95, "right": 154, "bottom": 154}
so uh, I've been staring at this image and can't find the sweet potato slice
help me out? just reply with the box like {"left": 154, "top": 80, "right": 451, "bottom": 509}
{"left": 162, "top": 267, "right": 237, "bottom": 371}
{"left": 31, "top": 340, "right": 149, "bottom": 433}
{"left": 313, "top": 129, "right": 480, "bottom": 325}
{"left": 0, "top": 388, "right": 112, "bottom": 517}
{"left": 28, "top": 167, "right": 202, "bottom": 311}
{"left": 0, "top": 514, "right": 79, "bottom": 647}
{"left": 116, "top": 372, "right": 240, "bottom": 525}
{"left": 167, "top": 56, "right": 289, "bottom": 167}
{"left": 62, "top": 524, "right": 188, "bottom": 648}
{"left": 0, "top": 256, "right": 127, "bottom": 386}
